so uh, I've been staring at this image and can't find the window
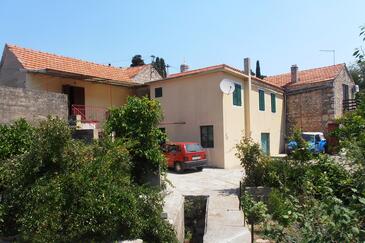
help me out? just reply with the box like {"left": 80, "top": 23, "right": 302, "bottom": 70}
{"left": 342, "top": 84, "right": 349, "bottom": 100}
{"left": 155, "top": 87, "right": 163, "bottom": 98}
{"left": 271, "top": 93, "right": 276, "bottom": 113}
{"left": 233, "top": 83, "right": 242, "bottom": 106}
{"left": 185, "top": 143, "right": 203, "bottom": 152}
{"left": 261, "top": 133, "right": 270, "bottom": 155}
{"left": 200, "top": 125, "right": 214, "bottom": 148}
{"left": 259, "top": 90, "right": 265, "bottom": 111}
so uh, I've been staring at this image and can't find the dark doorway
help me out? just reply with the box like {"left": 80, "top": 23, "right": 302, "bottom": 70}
{"left": 62, "top": 85, "right": 85, "bottom": 116}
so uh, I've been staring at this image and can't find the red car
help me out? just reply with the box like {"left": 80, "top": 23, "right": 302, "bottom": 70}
{"left": 163, "top": 142, "right": 207, "bottom": 172}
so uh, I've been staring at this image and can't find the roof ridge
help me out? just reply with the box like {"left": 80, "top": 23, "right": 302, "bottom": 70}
{"left": 266, "top": 63, "right": 345, "bottom": 78}
{"left": 6, "top": 43, "right": 144, "bottom": 71}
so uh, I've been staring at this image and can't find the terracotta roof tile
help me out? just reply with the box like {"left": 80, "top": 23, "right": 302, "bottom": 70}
{"left": 264, "top": 64, "right": 345, "bottom": 87}
{"left": 5, "top": 44, "right": 146, "bottom": 83}
{"left": 165, "top": 64, "right": 282, "bottom": 90}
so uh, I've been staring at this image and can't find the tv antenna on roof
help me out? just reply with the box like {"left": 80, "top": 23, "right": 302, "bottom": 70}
{"left": 220, "top": 79, "right": 235, "bottom": 95}
{"left": 320, "top": 49, "right": 336, "bottom": 65}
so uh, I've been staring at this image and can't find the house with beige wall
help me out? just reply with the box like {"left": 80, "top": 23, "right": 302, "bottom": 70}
{"left": 147, "top": 60, "right": 285, "bottom": 168}
{"left": 0, "top": 44, "right": 161, "bottom": 128}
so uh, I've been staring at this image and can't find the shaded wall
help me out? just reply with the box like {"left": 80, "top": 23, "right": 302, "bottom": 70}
{"left": 0, "top": 85, "right": 68, "bottom": 124}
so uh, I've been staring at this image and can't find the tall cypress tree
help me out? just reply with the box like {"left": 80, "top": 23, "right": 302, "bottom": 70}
{"left": 256, "top": 60, "right": 262, "bottom": 79}
{"left": 152, "top": 57, "right": 167, "bottom": 78}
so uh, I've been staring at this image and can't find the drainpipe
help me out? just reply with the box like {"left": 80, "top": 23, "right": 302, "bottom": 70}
{"left": 243, "top": 58, "right": 252, "bottom": 137}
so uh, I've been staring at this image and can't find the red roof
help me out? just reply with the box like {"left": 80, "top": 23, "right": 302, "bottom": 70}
{"left": 5, "top": 44, "right": 146, "bottom": 83}
{"left": 265, "top": 64, "right": 345, "bottom": 87}
{"left": 165, "top": 64, "right": 282, "bottom": 90}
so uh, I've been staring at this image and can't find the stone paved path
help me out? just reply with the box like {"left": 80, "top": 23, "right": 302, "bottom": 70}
{"left": 166, "top": 168, "right": 251, "bottom": 243}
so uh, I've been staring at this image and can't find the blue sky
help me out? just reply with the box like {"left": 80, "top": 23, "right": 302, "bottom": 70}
{"left": 1, "top": 0, "right": 365, "bottom": 75}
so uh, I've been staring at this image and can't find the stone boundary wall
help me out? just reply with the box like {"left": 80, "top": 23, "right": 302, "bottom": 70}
{"left": 0, "top": 85, "right": 68, "bottom": 124}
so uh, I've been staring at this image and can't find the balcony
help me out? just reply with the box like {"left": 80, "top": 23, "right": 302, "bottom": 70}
{"left": 343, "top": 99, "right": 357, "bottom": 112}
{"left": 71, "top": 104, "right": 109, "bottom": 124}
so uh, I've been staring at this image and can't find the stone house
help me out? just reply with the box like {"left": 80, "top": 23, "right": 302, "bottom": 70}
{"left": 0, "top": 44, "right": 161, "bottom": 129}
{"left": 265, "top": 64, "right": 356, "bottom": 136}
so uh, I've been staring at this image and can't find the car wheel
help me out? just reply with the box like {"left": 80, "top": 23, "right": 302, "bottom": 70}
{"left": 174, "top": 162, "right": 183, "bottom": 173}
{"left": 196, "top": 167, "right": 203, "bottom": 172}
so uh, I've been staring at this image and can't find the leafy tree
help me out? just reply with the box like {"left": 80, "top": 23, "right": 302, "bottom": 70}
{"left": 0, "top": 119, "right": 34, "bottom": 160}
{"left": 349, "top": 62, "right": 365, "bottom": 90}
{"left": 0, "top": 118, "right": 177, "bottom": 242}
{"left": 105, "top": 96, "right": 167, "bottom": 185}
{"left": 130, "top": 54, "right": 145, "bottom": 67}
{"left": 152, "top": 57, "right": 167, "bottom": 78}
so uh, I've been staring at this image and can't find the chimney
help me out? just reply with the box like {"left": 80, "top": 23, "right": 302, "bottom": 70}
{"left": 180, "top": 64, "right": 189, "bottom": 73}
{"left": 243, "top": 58, "right": 251, "bottom": 75}
{"left": 291, "top": 64, "right": 298, "bottom": 83}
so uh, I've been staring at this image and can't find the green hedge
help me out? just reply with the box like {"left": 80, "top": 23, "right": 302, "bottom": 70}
{"left": 0, "top": 116, "right": 177, "bottom": 242}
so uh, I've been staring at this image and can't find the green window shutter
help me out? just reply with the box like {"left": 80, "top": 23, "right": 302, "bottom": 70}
{"left": 233, "top": 83, "right": 242, "bottom": 106}
{"left": 259, "top": 90, "right": 265, "bottom": 111}
{"left": 271, "top": 93, "right": 276, "bottom": 113}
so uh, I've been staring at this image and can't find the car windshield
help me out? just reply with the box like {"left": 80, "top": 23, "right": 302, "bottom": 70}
{"left": 185, "top": 143, "right": 203, "bottom": 152}
{"left": 302, "top": 134, "right": 314, "bottom": 142}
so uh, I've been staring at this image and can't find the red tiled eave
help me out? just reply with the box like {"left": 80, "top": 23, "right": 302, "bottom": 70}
{"left": 5, "top": 44, "right": 146, "bottom": 83}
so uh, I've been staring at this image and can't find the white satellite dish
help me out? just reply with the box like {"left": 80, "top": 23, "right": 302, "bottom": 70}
{"left": 220, "top": 79, "right": 235, "bottom": 94}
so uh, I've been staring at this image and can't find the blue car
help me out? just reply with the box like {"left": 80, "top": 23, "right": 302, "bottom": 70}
{"left": 288, "top": 132, "right": 327, "bottom": 154}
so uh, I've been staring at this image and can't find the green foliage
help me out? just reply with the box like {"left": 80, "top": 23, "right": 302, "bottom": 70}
{"left": 235, "top": 136, "right": 270, "bottom": 186}
{"left": 105, "top": 96, "right": 167, "bottom": 184}
{"left": 0, "top": 118, "right": 177, "bottom": 242}
{"left": 130, "top": 54, "right": 145, "bottom": 67}
{"left": 241, "top": 194, "right": 267, "bottom": 225}
{"left": 153, "top": 57, "right": 167, "bottom": 78}
{"left": 267, "top": 189, "right": 298, "bottom": 226}
{"left": 288, "top": 129, "right": 313, "bottom": 163}
{"left": 0, "top": 119, "right": 34, "bottom": 160}
{"left": 349, "top": 62, "right": 365, "bottom": 89}
{"left": 237, "top": 129, "right": 364, "bottom": 241}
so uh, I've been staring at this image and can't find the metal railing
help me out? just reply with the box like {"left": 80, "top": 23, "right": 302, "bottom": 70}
{"left": 71, "top": 104, "right": 108, "bottom": 123}
{"left": 343, "top": 99, "right": 357, "bottom": 112}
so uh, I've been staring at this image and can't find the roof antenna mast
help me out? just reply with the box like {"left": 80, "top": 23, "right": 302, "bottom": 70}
{"left": 320, "top": 49, "right": 336, "bottom": 65}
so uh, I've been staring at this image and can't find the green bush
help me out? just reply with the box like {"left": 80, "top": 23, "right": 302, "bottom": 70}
{"left": 0, "top": 118, "right": 177, "bottom": 242}
{"left": 105, "top": 96, "right": 167, "bottom": 184}
{"left": 235, "top": 136, "right": 270, "bottom": 186}
{"left": 0, "top": 119, "right": 34, "bottom": 161}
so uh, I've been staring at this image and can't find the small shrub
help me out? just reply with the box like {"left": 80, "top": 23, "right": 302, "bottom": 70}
{"left": 235, "top": 136, "right": 270, "bottom": 186}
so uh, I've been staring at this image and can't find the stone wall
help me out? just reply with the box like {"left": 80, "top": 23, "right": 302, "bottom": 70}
{"left": 333, "top": 68, "right": 356, "bottom": 118}
{"left": 0, "top": 85, "right": 68, "bottom": 124}
{"left": 133, "top": 65, "right": 162, "bottom": 84}
{"left": 286, "top": 81, "right": 335, "bottom": 135}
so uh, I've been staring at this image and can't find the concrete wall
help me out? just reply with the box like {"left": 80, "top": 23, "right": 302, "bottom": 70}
{"left": 250, "top": 81, "right": 285, "bottom": 155}
{"left": 222, "top": 75, "right": 246, "bottom": 168}
{"left": 0, "top": 85, "right": 68, "bottom": 124}
{"left": 0, "top": 47, "right": 26, "bottom": 88}
{"left": 149, "top": 72, "right": 225, "bottom": 168}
